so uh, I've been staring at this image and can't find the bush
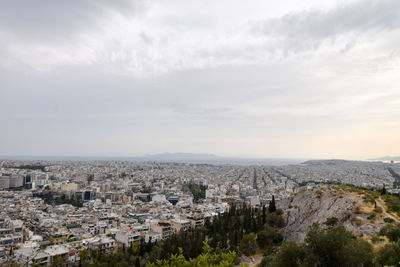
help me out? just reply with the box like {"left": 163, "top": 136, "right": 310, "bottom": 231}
{"left": 375, "top": 240, "right": 400, "bottom": 267}
{"left": 266, "top": 213, "right": 285, "bottom": 228}
{"left": 324, "top": 217, "right": 339, "bottom": 227}
{"left": 371, "top": 236, "right": 384, "bottom": 244}
{"left": 257, "top": 230, "right": 274, "bottom": 249}
{"left": 379, "top": 224, "right": 400, "bottom": 242}
{"left": 384, "top": 194, "right": 400, "bottom": 216}
{"left": 315, "top": 190, "right": 323, "bottom": 198}
{"left": 354, "top": 206, "right": 361, "bottom": 214}
{"left": 275, "top": 209, "right": 283, "bottom": 216}
{"left": 147, "top": 242, "right": 238, "bottom": 267}
{"left": 240, "top": 234, "right": 258, "bottom": 256}
{"left": 263, "top": 224, "right": 374, "bottom": 267}
{"left": 373, "top": 206, "right": 383, "bottom": 213}
{"left": 384, "top": 217, "right": 395, "bottom": 223}
{"left": 263, "top": 241, "right": 307, "bottom": 267}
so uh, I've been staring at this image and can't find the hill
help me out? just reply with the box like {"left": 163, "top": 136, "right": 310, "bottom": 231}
{"left": 278, "top": 185, "right": 400, "bottom": 244}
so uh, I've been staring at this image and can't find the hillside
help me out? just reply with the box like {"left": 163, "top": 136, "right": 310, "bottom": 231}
{"left": 278, "top": 185, "right": 400, "bottom": 243}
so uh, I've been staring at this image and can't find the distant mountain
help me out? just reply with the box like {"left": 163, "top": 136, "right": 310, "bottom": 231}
{"left": 369, "top": 156, "right": 400, "bottom": 161}
{"left": 144, "top": 153, "right": 218, "bottom": 160}
{"left": 143, "top": 153, "right": 305, "bottom": 165}
{"left": 0, "top": 153, "right": 305, "bottom": 165}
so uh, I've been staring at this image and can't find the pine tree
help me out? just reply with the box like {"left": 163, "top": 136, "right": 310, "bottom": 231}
{"left": 262, "top": 205, "right": 266, "bottom": 225}
{"left": 268, "top": 195, "right": 276, "bottom": 213}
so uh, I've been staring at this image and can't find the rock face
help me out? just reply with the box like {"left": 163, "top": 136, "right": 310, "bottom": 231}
{"left": 278, "top": 186, "right": 384, "bottom": 243}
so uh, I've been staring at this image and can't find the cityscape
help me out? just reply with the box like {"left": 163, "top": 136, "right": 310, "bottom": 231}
{"left": 1, "top": 0, "right": 400, "bottom": 266}
{"left": 0, "top": 158, "right": 399, "bottom": 265}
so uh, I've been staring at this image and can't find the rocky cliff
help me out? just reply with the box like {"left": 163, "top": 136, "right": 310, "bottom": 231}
{"left": 278, "top": 185, "right": 392, "bottom": 243}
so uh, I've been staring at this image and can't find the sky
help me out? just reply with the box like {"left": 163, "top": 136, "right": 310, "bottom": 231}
{"left": 1, "top": 0, "right": 400, "bottom": 160}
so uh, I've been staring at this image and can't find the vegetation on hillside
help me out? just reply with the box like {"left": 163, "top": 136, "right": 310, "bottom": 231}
{"left": 76, "top": 199, "right": 283, "bottom": 267}
{"left": 260, "top": 224, "right": 374, "bottom": 267}
{"left": 147, "top": 242, "right": 246, "bottom": 267}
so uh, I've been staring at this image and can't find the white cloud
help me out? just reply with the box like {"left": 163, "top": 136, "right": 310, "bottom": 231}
{"left": 0, "top": 0, "right": 400, "bottom": 158}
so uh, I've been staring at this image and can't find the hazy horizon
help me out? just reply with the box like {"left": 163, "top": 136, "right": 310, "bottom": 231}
{"left": 1, "top": 0, "right": 400, "bottom": 160}
{"left": 0, "top": 152, "right": 395, "bottom": 162}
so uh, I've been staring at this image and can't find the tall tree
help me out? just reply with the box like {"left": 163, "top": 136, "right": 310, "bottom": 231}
{"left": 268, "top": 195, "right": 276, "bottom": 213}
{"left": 262, "top": 205, "right": 266, "bottom": 225}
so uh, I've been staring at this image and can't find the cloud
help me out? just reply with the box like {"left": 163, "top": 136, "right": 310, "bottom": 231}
{"left": 2, "top": 0, "right": 400, "bottom": 76}
{"left": 0, "top": 0, "right": 142, "bottom": 42}
{"left": 1, "top": 0, "right": 400, "bottom": 158}
{"left": 250, "top": 0, "right": 400, "bottom": 54}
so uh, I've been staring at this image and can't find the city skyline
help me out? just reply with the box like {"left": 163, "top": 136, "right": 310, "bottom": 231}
{"left": 1, "top": 0, "right": 400, "bottom": 159}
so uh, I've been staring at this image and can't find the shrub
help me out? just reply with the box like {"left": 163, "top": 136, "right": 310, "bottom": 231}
{"left": 379, "top": 224, "right": 400, "bottom": 241}
{"left": 264, "top": 224, "right": 374, "bottom": 267}
{"left": 324, "top": 217, "right": 339, "bottom": 227}
{"left": 257, "top": 230, "right": 274, "bottom": 249}
{"left": 375, "top": 240, "right": 400, "bottom": 267}
{"left": 384, "top": 217, "right": 395, "bottom": 223}
{"left": 373, "top": 206, "right": 383, "bottom": 213}
{"left": 240, "top": 234, "right": 258, "bottom": 256}
{"left": 371, "top": 236, "right": 384, "bottom": 244}
{"left": 266, "top": 212, "right": 285, "bottom": 228}
{"left": 315, "top": 190, "right": 323, "bottom": 198}
{"left": 354, "top": 206, "right": 361, "bottom": 214}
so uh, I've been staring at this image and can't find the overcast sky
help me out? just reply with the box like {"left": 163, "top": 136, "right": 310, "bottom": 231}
{"left": 1, "top": 0, "right": 400, "bottom": 160}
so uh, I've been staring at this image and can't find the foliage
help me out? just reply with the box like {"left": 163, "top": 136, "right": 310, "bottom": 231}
{"left": 79, "top": 249, "right": 89, "bottom": 264}
{"left": 379, "top": 223, "right": 400, "bottom": 242}
{"left": 79, "top": 205, "right": 284, "bottom": 266}
{"left": 51, "top": 255, "right": 64, "bottom": 267}
{"left": 34, "top": 192, "right": 83, "bottom": 207}
{"left": 266, "top": 212, "right": 284, "bottom": 228}
{"left": 147, "top": 241, "right": 247, "bottom": 267}
{"left": 87, "top": 174, "right": 94, "bottom": 183}
{"left": 354, "top": 206, "right": 361, "bottom": 214}
{"left": 262, "top": 224, "right": 374, "bottom": 267}
{"left": 383, "top": 217, "right": 395, "bottom": 223}
{"left": 239, "top": 234, "right": 258, "bottom": 256}
{"left": 54, "top": 197, "right": 83, "bottom": 207}
{"left": 383, "top": 194, "right": 400, "bottom": 216}
{"left": 15, "top": 164, "right": 46, "bottom": 172}
{"left": 373, "top": 206, "right": 383, "bottom": 213}
{"left": 185, "top": 182, "right": 208, "bottom": 203}
{"left": 324, "top": 217, "right": 339, "bottom": 227}
{"left": 268, "top": 196, "right": 276, "bottom": 213}
{"left": 257, "top": 228, "right": 276, "bottom": 249}
{"left": 371, "top": 236, "right": 384, "bottom": 244}
{"left": 375, "top": 240, "right": 400, "bottom": 267}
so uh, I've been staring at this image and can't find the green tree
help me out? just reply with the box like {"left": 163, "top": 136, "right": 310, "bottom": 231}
{"left": 263, "top": 224, "right": 374, "bottom": 267}
{"left": 51, "top": 255, "right": 64, "bottom": 267}
{"left": 375, "top": 240, "right": 400, "bottom": 266}
{"left": 147, "top": 241, "right": 246, "bottom": 267}
{"left": 263, "top": 241, "right": 307, "bottom": 267}
{"left": 240, "top": 234, "right": 258, "bottom": 256}
{"left": 266, "top": 212, "right": 284, "bottom": 228}
{"left": 262, "top": 205, "right": 266, "bottom": 225}
{"left": 379, "top": 223, "right": 400, "bottom": 242}
{"left": 324, "top": 217, "right": 339, "bottom": 227}
{"left": 268, "top": 196, "right": 276, "bottom": 213}
{"left": 304, "top": 224, "right": 373, "bottom": 267}
{"left": 257, "top": 230, "right": 274, "bottom": 249}
{"left": 79, "top": 249, "right": 89, "bottom": 265}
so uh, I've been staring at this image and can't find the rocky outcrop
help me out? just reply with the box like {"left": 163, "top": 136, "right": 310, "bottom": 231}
{"left": 278, "top": 186, "right": 385, "bottom": 243}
